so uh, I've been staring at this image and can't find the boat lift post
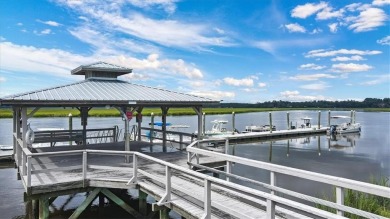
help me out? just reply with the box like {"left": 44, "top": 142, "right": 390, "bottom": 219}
{"left": 287, "top": 112, "right": 290, "bottom": 130}
{"left": 232, "top": 112, "right": 235, "bottom": 134}
{"left": 150, "top": 112, "right": 154, "bottom": 144}
{"left": 350, "top": 110, "right": 353, "bottom": 124}
{"left": 318, "top": 111, "right": 321, "bottom": 129}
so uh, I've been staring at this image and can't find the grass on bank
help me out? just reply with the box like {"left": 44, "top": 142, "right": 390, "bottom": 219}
{"left": 317, "top": 177, "right": 390, "bottom": 218}
{"left": 0, "top": 107, "right": 389, "bottom": 118}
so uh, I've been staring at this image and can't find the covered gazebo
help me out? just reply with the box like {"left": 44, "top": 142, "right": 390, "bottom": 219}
{"left": 0, "top": 61, "right": 219, "bottom": 172}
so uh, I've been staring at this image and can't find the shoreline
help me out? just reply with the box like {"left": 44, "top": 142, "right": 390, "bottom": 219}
{"left": 0, "top": 107, "right": 389, "bottom": 118}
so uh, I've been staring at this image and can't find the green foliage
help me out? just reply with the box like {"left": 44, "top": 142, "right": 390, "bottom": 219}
{"left": 317, "top": 177, "right": 390, "bottom": 218}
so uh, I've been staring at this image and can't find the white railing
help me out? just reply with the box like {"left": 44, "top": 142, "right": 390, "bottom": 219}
{"left": 187, "top": 138, "right": 390, "bottom": 219}
{"left": 15, "top": 132, "right": 390, "bottom": 219}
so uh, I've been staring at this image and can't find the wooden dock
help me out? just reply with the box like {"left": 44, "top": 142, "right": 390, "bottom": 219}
{"left": 206, "top": 127, "right": 328, "bottom": 143}
{"left": 19, "top": 141, "right": 331, "bottom": 219}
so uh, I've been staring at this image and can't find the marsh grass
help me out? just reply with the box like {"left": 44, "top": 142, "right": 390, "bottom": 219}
{"left": 317, "top": 176, "right": 390, "bottom": 218}
{"left": 0, "top": 107, "right": 389, "bottom": 118}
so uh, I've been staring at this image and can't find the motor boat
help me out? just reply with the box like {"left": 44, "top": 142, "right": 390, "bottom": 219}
{"left": 290, "top": 117, "right": 312, "bottom": 129}
{"left": 243, "top": 124, "right": 276, "bottom": 133}
{"left": 327, "top": 116, "right": 361, "bottom": 135}
{"left": 204, "top": 120, "right": 238, "bottom": 137}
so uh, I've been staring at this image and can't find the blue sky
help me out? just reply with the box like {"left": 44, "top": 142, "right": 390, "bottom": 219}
{"left": 0, "top": 0, "right": 389, "bottom": 103}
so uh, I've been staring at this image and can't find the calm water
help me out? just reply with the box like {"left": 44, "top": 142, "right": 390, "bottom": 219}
{"left": 0, "top": 110, "right": 389, "bottom": 218}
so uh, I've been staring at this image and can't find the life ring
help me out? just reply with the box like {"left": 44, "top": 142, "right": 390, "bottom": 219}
{"left": 26, "top": 128, "right": 35, "bottom": 145}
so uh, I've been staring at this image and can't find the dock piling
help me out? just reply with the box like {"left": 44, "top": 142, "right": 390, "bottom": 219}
{"left": 287, "top": 112, "right": 290, "bottom": 130}
{"left": 318, "top": 111, "right": 321, "bottom": 129}
{"left": 328, "top": 110, "right": 331, "bottom": 127}
{"left": 232, "top": 112, "right": 235, "bottom": 134}
{"left": 150, "top": 112, "right": 154, "bottom": 144}
{"left": 269, "top": 112, "right": 273, "bottom": 133}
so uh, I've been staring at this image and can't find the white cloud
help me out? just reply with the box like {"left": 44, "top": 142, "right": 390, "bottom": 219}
{"left": 377, "top": 36, "right": 390, "bottom": 45}
{"left": 115, "top": 54, "right": 203, "bottom": 79}
{"left": 55, "top": 1, "right": 234, "bottom": 51}
{"left": 310, "top": 28, "right": 322, "bottom": 34}
{"left": 289, "top": 73, "right": 337, "bottom": 81}
{"left": 280, "top": 90, "right": 327, "bottom": 101}
{"left": 16, "top": 22, "right": 23, "bottom": 26}
{"left": 299, "top": 82, "right": 330, "bottom": 90}
{"left": 188, "top": 91, "right": 235, "bottom": 100}
{"left": 316, "top": 7, "right": 344, "bottom": 20}
{"left": 41, "top": 29, "right": 51, "bottom": 35}
{"left": 214, "top": 27, "right": 225, "bottom": 34}
{"left": 306, "top": 49, "right": 382, "bottom": 58}
{"left": 0, "top": 76, "right": 6, "bottom": 82}
{"left": 127, "top": 0, "right": 178, "bottom": 14}
{"left": 69, "top": 26, "right": 159, "bottom": 55}
{"left": 331, "top": 55, "right": 365, "bottom": 61}
{"left": 344, "top": 3, "right": 362, "bottom": 12}
{"left": 0, "top": 41, "right": 94, "bottom": 77}
{"left": 299, "top": 63, "right": 326, "bottom": 70}
{"left": 38, "top": 20, "right": 62, "bottom": 27}
{"left": 122, "top": 72, "right": 149, "bottom": 81}
{"left": 360, "top": 74, "right": 390, "bottom": 85}
{"left": 0, "top": 41, "right": 203, "bottom": 81}
{"left": 328, "top": 23, "right": 338, "bottom": 33}
{"left": 258, "top": 82, "right": 267, "bottom": 88}
{"left": 331, "top": 63, "right": 373, "bottom": 73}
{"left": 348, "top": 8, "right": 388, "bottom": 32}
{"left": 223, "top": 77, "right": 254, "bottom": 87}
{"left": 291, "top": 2, "right": 328, "bottom": 19}
{"left": 372, "top": 0, "right": 390, "bottom": 6}
{"left": 34, "top": 29, "right": 52, "bottom": 35}
{"left": 285, "top": 23, "right": 306, "bottom": 33}
{"left": 253, "top": 38, "right": 328, "bottom": 55}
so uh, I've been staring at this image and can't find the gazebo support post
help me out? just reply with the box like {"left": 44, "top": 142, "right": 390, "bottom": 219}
{"left": 78, "top": 107, "right": 91, "bottom": 146}
{"left": 136, "top": 107, "right": 144, "bottom": 141}
{"left": 161, "top": 107, "right": 169, "bottom": 152}
{"left": 21, "top": 107, "right": 27, "bottom": 176}
{"left": 192, "top": 107, "right": 203, "bottom": 140}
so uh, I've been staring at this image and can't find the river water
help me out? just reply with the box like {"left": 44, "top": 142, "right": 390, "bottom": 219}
{"left": 0, "top": 110, "right": 389, "bottom": 218}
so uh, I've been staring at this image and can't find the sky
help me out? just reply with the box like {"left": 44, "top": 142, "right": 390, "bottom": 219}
{"left": 0, "top": 0, "right": 389, "bottom": 103}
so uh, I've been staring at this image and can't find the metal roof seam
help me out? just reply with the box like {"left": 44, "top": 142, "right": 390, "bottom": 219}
{"left": 89, "top": 81, "right": 110, "bottom": 100}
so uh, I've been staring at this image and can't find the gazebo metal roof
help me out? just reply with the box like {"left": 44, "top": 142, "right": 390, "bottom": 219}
{"left": 0, "top": 62, "right": 219, "bottom": 107}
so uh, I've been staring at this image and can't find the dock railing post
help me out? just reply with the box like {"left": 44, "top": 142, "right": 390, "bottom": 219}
{"left": 158, "top": 166, "right": 171, "bottom": 205}
{"left": 27, "top": 155, "right": 31, "bottom": 188}
{"left": 82, "top": 151, "right": 87, "bottom": 187}
{"left": 201, "top": 179, "right": 211, "bottom": 219}
{"left": 268, "top": 172, "right": 277, "bottom": 218}
{"left": 336, "top": 186, "right": 344, "bottom": 216}
{"left": 126, "top": 153, "right": 138, "bottom": 184}
{"left": 318, "top": 111, "right": 321, "bottom": 129}
{"left": 225, "top": 139, "right": 231, "bottom": 182}
{"left": 269, "top": 112, "right": 273, "bottom": 133}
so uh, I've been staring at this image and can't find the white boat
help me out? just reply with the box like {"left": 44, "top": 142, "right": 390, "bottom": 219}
{"left": 290, "top": 117, "right": 313, "bottom": 129}
{"left": 146, "top": 122, "right": 194, "bottom": 143}
{"left": 204, "top": 120, "right": 238, "bottom": 137}
{"left": 0, "top": 145, "right": 13, "bottom": 150}
{"left": 327, "top": 116, "right": 361, "bottom": 135}
{"left": 243, "top": 124, "right": 276, "bottom": 133}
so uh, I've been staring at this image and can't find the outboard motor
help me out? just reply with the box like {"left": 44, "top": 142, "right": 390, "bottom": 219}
{"left": 330, "top": 125, "right": 337, "bottom": 134}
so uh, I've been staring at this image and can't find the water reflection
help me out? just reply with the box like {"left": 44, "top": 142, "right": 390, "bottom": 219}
{"left": 327, "top": 133, "right": 360, "bottom": 150}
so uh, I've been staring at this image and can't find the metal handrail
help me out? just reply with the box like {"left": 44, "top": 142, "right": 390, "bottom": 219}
{"left": 21, "top": 144, "right": 389, "bottom": 219}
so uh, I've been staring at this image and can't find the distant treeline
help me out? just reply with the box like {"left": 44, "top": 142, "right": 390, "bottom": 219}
{"left": 220, "top": 98, "right": 390, "bottom": 108}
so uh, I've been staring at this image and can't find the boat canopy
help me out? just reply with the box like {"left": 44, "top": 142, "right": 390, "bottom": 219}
{"left": 150, "top": 122, "right": 172, "bottom": 126}
{"left": 301, "top": 117, "right": 312, "bottom": 120}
